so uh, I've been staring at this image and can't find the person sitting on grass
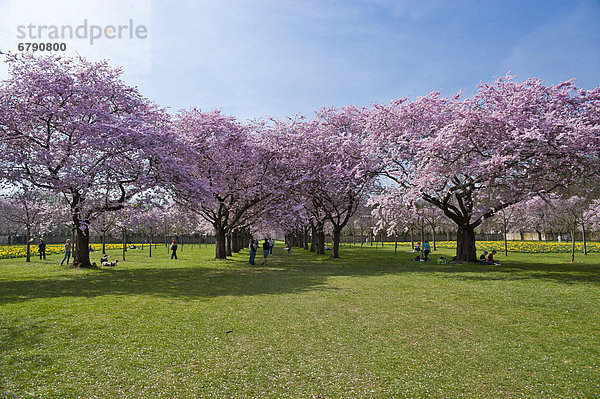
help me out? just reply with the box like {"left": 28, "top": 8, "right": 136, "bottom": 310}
{"left": 414, "top": 242, "right": 421, "bottom": 252}
{"left": 487, "top": 250, "right": 500, "bottom": 265}
{"left": 481, "top": 250, "right": 500, "bottom": 265}
{"left": 479, "top": 251, "right": 488, "bottom": 263}
{"left": 412, "top": 255, "right": 422, "bottom": 261}
{"left": 100, "top": 254, "right": 118, "bottom": 267}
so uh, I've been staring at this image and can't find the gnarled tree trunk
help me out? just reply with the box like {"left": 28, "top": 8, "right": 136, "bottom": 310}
{"left": 316, "top": 226, "right": 325, "bottom": 255}
{"left": 331, "top": 228, "right": 341, "bottom": 258}
{"left": 74, "top": 224, "right": 92, "bottom": 267}
{"left": 215, "top": 226, "right": 227, "bottom": 259}
{"left": 456, "top": 224, "right": 477, "bottom": 262}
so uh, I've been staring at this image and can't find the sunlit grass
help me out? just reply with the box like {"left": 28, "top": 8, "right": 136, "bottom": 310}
{"left": 1, "top": 243, "right": 599, "bottom": 397}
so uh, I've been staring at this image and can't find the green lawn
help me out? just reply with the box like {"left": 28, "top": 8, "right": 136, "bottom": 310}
{"left": 1, "top": 243, "right": 599, "bottom": 398}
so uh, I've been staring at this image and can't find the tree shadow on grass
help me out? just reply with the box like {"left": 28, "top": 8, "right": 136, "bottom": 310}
{"left": 2, "top": 249, "right": 599, "bottom": 304}
{"left": 436, "top": 261, "right": 600, "bottom": 285}
{"left": 276, "top": 248, "right": 600, "bottom": 286}
{"left": 0, "top": 262, "right": 330, "bottom": 305}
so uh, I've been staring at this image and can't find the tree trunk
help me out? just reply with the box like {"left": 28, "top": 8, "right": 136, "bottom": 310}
{"left": 431, "top": 226, "right": 437, "bottom": 251}
{"left": 504, "top": 229, "right": 508, "bottom": 257}
{"left": 68, "top": 202, "right": 92, "bottom": 267}
{"left": 149, "top": 234, "right": 153, "bottom": 257}
{"left": 226, "top": 233, "right": 232, "bottom": 257}
{"left": 26, "top": 225, "right": 31, "bottom": 262}
{"left": 394, "top": 232, "right": 398, "bottom": 255}
{"left": 102, "top": 231, "right": 106, "bottom": 254}
{"left": 316, "top": 227, "right": 325, "bottom": 255}
{"left": 122, "top": 228, "right": 127, "bottom": 261}
{"left": 456, "top": 224, "right": 477, "bottom": 262}
{"left": 71, "top": 226, "right": 76, "bottom": 258}
{"left": 331, "top": 228, "right": 341, "bottom": 258}
{"left": 215, "top": 227, "right": 227, "bottom": 259}
{"left": 232, "top": 231, "right": 240, "bottom": 253}
{"left": 73, "top": 226, "right": 92, "bottom": 267}
{"left": 571, "top": 225, "right": 576, "bottom": 263}
{"left": 304, "top": 229, "right": 309, "bottom": 250}
{"left": 310, "top": 225, "right": 316, "bottom": 252}
{"left": 410, "top": 227, "right": 414, "bottom": 249}
{"left": 582, "top": 223, "right": 587, "bottom": 256}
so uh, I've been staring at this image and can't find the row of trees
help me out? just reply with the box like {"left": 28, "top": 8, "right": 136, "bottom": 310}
{"left": 1, "top": 53, "right": 599, "bottom": 266}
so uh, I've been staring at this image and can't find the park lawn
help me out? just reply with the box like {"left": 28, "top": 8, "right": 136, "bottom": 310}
{"left": 1, "top": 243, "right": 599, "bottom": 398}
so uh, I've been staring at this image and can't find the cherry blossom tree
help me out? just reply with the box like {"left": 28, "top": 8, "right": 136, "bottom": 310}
{"left": 0, "top": 53, "right": 172, "bottom": 267}
{"left": 90, "top": 211, "right": 119, "bottom": 254}
{"left": 124, "top": 205, "right": 166, "bottom": 257}
{"left": 0, "top": 187, "right": 54, "bottom": 262}
{"left": 490, "top": 203, "right": 521, "bottom": 256}
{"left": 171, "top": 109, "right": 281, "bottom": 259}
{"left": 270, "top": 108, "right": 376, "bottom": 258}
{"left": 547, "top": 195, "right": 597, "bottom": 261}
{"left": 367, "top": 76, "right": 599, "bottom": 262}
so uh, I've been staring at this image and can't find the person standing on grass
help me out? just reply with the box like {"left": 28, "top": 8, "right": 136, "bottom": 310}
{"left": 170, "top": 238, "right": 178, "bottom": 259}
{"left": 38, "top": 238, "right": 46, "bottom": 260}
{"left": 60, "top": 239, "right": 71, "bottom": 265}
{"left": 269, "top": 238, "right": 274, "bottom": 254}
{"left": 423, "top": 240, "right": 430, "bottom": 261}
{"left": 249, "top": 239, "right": 257, "bottom": 265}
{"left": 262, "top": 238, "right": 270, "bottom": 265}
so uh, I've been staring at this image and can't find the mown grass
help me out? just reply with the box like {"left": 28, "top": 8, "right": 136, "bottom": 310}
{"left": 1, "top": 242, "right": 599, "bottom": 398}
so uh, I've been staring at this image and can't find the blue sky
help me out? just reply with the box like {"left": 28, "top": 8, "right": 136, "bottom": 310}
{"left": 2, "top": 0, "right": 600, "bottom": 120}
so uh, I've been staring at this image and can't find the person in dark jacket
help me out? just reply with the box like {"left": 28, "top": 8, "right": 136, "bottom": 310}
{"left": 249, "top": 239, "right": 257, "bottom": 265}
{"left": 38, "top": 239, "right": 46, "bottom": 260}
{"left": 170, "top": 238, "right": 178, "bottom": 259}
{"left": 262, "top": 238, "right": 270, "bottom": 265}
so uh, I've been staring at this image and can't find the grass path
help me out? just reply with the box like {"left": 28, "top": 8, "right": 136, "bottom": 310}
{"left": 1, "top": 243, "right": 599, "bottom": 398}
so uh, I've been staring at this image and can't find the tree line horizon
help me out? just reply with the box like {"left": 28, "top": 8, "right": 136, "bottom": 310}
{"left": 1, "top": 52, "right": 599, "bottom": 267}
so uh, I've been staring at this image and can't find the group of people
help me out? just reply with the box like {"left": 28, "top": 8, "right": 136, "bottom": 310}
{"left": 248, "top": 238, "right": 292, "bottom": 265}
{"left": 412, "top": 240, "right": 431, "bottom": 261}
{"left": 100, "top": 254, "right": 118, "bottom": 267}
{"left": 557, "top": 235, "right": 569, "bottom": 243}
{"left": 35, "top": 236, "right": 180, "bottom": 266}
{"left": 248, "top": 238, "right": 274, "bottom": 265}
{"left": 479, "top": 250, "right": 500, "bottom": 265}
